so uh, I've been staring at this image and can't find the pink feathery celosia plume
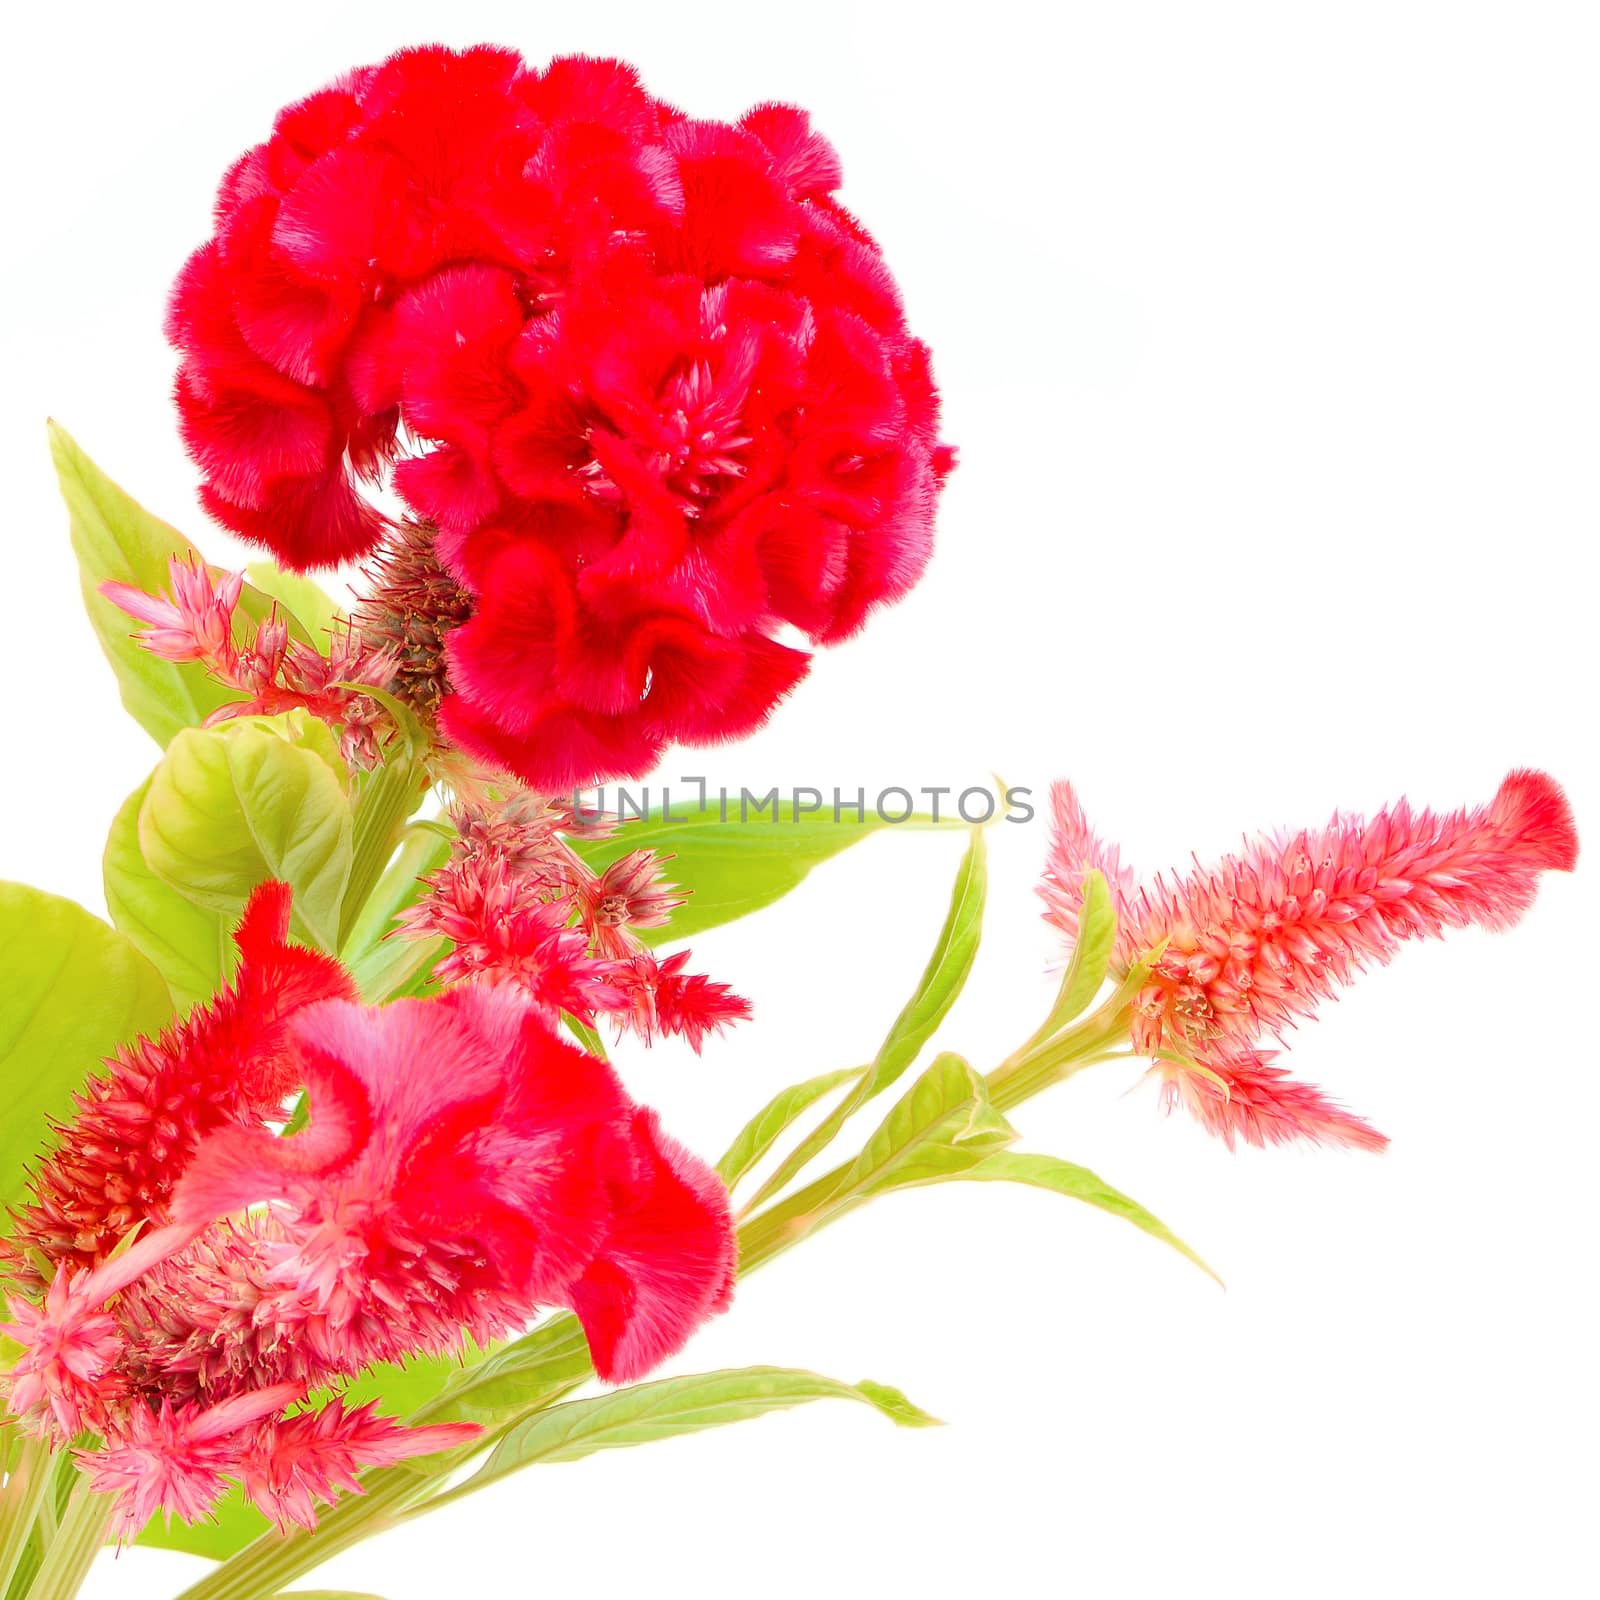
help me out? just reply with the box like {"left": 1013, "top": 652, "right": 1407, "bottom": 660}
{"left": 1040, "top": 770, "right": 1578, "bottom": 1150}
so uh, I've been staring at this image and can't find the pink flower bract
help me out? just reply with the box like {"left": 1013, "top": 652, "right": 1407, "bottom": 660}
{"left": 1041, "top": 770, "right": 1579, "bottom": 1150}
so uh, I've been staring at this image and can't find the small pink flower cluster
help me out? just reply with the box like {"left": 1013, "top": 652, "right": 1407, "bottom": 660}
{"left": 399, "top": 789, "right": 750, "bottom": 1049}
{"left": 2, "top": 884, "right": 735, "bottom": 1534}
{"left": 104, "top": 554, "right": 397, "bottom": 765}
{"left": 1041, "top": 770, "right": 1579, "bottom": 1150}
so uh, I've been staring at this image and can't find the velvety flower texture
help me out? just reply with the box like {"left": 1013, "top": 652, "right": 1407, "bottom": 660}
{"left": 168, "top": 45, "right": 952, "bottom": 789}
{"left": 4, "top": 880, "right": 354, "bottom": 1290}
{"left": 1040, "top": 770, "right": 1579, "bottom": 1150}
{"left": 2, "top": 884, "right": 735, "bottom": 1532}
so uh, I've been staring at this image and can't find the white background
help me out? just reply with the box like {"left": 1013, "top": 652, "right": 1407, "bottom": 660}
{"left": 4, "top": 3, "right": 1596, "bottom": 1596}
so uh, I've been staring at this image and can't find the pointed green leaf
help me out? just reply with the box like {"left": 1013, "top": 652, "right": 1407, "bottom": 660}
{"left": 837, "top": 1051, "right": 1015, "bottom": 1200}
{"left": 716, "top": 1066, "right": 864, "bottom": 1186}
{"left": 0, "top": 885, "right": 170, "bottom": 1218}
{"left": 49, "top": 423, "right": 301, "bottom": 746}
{"left": 453, "top": 1366, "right": 938, "bottom": 1497}
{"left": 1036, "top": 868, "right": 1117, "bottom": 1038}
{"left": 571, "top": 800, "right": 959, "bottom": 944}
{"left": 103, "top": 775, "right": 228, "bottom": 1011}
{"left": 744, "top": 831, "right": 987, "bottom": 1209}
{"left": 424, "top": 1314, "right": 594, "bottom": 1427}
{"left": 961, "top": 1151, "right": 1220, "bottom": 1282}
{"left": 139, "top": 710, "right": 354, "bottom": 953}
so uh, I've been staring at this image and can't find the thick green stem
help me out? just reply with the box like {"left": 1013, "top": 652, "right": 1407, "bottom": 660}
{"left": 0, "top": 1438, "right": 54, "bottom": 1600}
{"left": 338, "top": 760, "right": 427, "bottom": 950}
{"left": 23, "top": 1478, "right": 110, "bottom": 1600}
{"left": 171, "top": 1472, "right": 426, "bottom": 1600}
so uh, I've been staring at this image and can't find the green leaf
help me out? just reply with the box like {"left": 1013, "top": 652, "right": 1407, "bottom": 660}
{"left": 744, "top": 831, "right": 987, "bottom": 1209}
{"left": 103, "top": 775, "right": 228, "bottom": 1011}
{"left": 452, "top": 1366, "right": 938, "bottom": 1497}
{"left": 274, "top": 1593, "right": 389, "bottom": 1600}
{"left": 48, "top": 423, "right": 298, "bottom": 747}
{"left": 0, "top": 885, "right": 170, "bottom": 1219}
{"left": 571, "top": 800, "right": 957, "bottom": 944}
{"left": 835, "top": 1051, "right": 1016, "bottom": 1201}
{"left": 244, "top": 561, "right": 344, "bottom": 642}
{"left": 960, "top": 1151, "right": 1221, "bottom": 1282}
{"left": 716, "top": 1066, "right": 863, "bottom": 1187}
{"left": 863, "top": 829, "right": 987, "bottom": 1092}
{"left": 562, "top": 1014, "right": 608, "bottom": 1059}
{"left": 424, "top": 1315, "right": 593, "bottom": 1426}
{"left": 139, "top": 710, "right": 354, "bottom": 953}
{"left": 1035, "top": 868, "right": 1117, "bottom": 1039}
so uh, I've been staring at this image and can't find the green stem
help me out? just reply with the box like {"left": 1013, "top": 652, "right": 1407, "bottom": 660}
{"left": 24, "top": 1477, "right": 110, "bottom": 1600}
{"left": 179, "top": 981, "right": 1140, "bottom": 1600}
{"left": 172, "top": 1472, "right": 426, "bottom": 1600}
{"left": 0, "top": 1438, "right": 53, "bottom": 1600}
{"left": 338, "top": 760, "right": 427, "bottom": 950}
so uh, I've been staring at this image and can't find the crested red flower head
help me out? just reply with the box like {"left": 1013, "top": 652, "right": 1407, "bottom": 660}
{"left": 1041, "top": 770, "right": 1579, "bottom": 1151}
{"left": 168, "top": 45, "right": 952, "bottom": 788}
{"left": 3, "top": 882, "right": 734, "bottom": 1533}
{"left": 4, "top": 880, "right": 354, "bottom": 1289}
{"left": 171, "top": 982, "right": 736, "bottom": 1383}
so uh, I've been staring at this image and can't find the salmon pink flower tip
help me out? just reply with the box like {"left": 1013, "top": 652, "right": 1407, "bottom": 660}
{"left": 2, "top": 1270, "right": 123, "bottom": 1438}
{"left": 239, "top": 1400, "right": 480, "bottom": 1532}
{"left": 1041, "top": 770, "right": 1577, "bottom": 1152}
{"left": 169, "top": 46, "right": 950, "bottom": 787}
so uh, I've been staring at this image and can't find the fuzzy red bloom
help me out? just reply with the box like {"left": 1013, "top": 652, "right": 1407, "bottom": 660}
{"left": 172, "top": 983, "right": 735, "bottom": 1383}
{"left": 4, "top": 882, "right": 354, "bottom": 1287}
{"left": 168, "top": 47, "right": 950, "bottom": 787}
{"left": 1042, "top": 770, "right": 1578, "bottom": 1150}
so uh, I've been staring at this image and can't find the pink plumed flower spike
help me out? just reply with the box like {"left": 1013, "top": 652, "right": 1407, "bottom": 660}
{"left": 1041, "top": 770, "right": 1578, "bottom": 1152}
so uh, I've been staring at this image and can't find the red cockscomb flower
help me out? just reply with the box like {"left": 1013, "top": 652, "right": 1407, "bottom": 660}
{"left": 4, "top": 881, "right": 354, "bottom": 1288}
{"left": 1041, "top": 770, "right": 1579, "bottom": 1150}
{"left": 172, "top": 982, "right": 736, "bottom": 1382}
{"left": 168, "top": 46, "right": 951, "bottom": 788}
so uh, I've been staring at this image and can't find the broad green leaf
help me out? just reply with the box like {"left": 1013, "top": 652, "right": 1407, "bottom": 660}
{"left": 716, "top": 1066, "right": 863, "bottom": 1187}
{"left": 49, "top": 423, "right": 301, "bottom": 747}
{"left": 836, "top": 1051, "right": 1015, "bottom": 1201}
{"left": 139, "top": 710, "right": 354, "bottom": 953}
{"left": 0, "top": 885, "right": 170, "bottom": 1218}
{"left": 571, "top": 800, "right": 957, "bottom": 944}
{"left": 104, "top": 775, "right": 228, "bottom": 1011}
{"left": 744, "top": 831, "right": 987, "bottom": 1209}
{"left": 1034, "top": 868, "right": 1117, "bottom": 1039}
{"left": 244, "top": 561, "right": 343, "bottom": 641}
{"left": 961, "top": 1151, "right": 1220, "bottom": 1282}
{"left": 452, "top": 1366, "right": 938, "bottom": 1498}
